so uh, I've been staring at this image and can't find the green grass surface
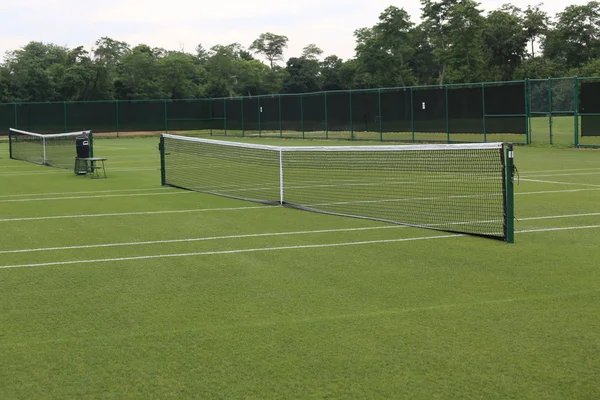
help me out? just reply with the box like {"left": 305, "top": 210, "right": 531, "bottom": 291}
{"left": 1, "top": 137, "right": 599, "bottom": 399}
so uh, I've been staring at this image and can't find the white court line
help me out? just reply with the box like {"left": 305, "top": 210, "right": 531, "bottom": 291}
{"left": 0, "top": 226, "right": 406, "bottom": 254}
{"left": 2, "top": 212, "right": 599, "bottom": 255}
{"left": 522, "top": 171, "right": 600, "bottom": 178}
{"left": 0, "top": 191, "right": 193, "bottom": 203}
{"left": 0, "top": 205, "right": 270, "bottom": 222}
{"left": 0, "top": 234, "right": 461, "bottom": 269}
{"left": 524, "top": 168, "right": 600, "bottom": 174}
{"left": 2, "top": 224, "right": 600, "bottom": 270}
{"left": 520, "top": 178, "right": 600, "bottom": 188}
{"left": 0, "top": 187, "right": 171, "bottom": 199}
{"left": 0, "top": 167, "right": 157, "bottom": 177}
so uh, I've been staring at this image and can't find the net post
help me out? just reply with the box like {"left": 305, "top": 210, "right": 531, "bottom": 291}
{"left": 89, "top": 131, "right": 94, "bottom": 158}
{"left": 505, "top": 143, "right": 515, "bottom": 243}
{"left": 279, "top": 149, "right": 284, "bottom": 205}
{"left": 445, "top": 85, "right": 450, "bottom": 143}
{"left": 159, "top": 135, "right": 166, "bottom": 186}
{"left": 482, "top": 83, "right": 487, "bottom": 142}
{"left": 574, "top": 75, "right": 579, "bottom": 147}
{"left": 378, "top": 89, "right": 383, "bottom": 141}
{"left": 43, "top": 136, "right": 47, "bottom": 165}
{"left": 548, "top": 78, "right": 553, "bottom": 144}
{"left": 325, "top": 92, "right": 329, "bottom": 139}
{"left": 8, "top": 128, "right": 13, "bottom": 159}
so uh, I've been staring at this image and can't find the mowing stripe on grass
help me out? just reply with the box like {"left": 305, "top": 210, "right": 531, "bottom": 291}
{"left": 0, "top": 191, "right": 194, "bottom": 203}
{"left": 0, "top": 167, "right": 157, "bottom": 176}
{"left": 0, "top": 225, "right": 407, "bottom": 254}
{"left": 0, "top": 187, "right": 171, "bottom": 199}
{"left": 0, "top": 205, "right": 271, "bottom": 222}
{"left": 2, "top": 224, "right": 600, "bottom": 270}
{"left": 2, "top": 212, "right": 599, "bottom": 254}
{"left": 0, "top": 234, "right": 462, "bottom": 269}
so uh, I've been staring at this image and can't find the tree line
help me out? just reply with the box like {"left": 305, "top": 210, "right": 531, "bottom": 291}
{"left": 2, "top": 0, "right": 600, "bottom": 103}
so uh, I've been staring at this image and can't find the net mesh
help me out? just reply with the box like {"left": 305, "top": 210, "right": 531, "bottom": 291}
{"left": 161, "top": 134, "right": 507, "bottom": 240}
{"left": 9, "top": 128, "right": 90, "bottom": 170}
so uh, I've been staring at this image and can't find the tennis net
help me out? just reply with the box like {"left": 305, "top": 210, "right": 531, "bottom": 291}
{"left": 160, "top": 134, "right": 514, "bottom": 241}
{"left": 9, "top": 128, "right": 92, "bottom": 170}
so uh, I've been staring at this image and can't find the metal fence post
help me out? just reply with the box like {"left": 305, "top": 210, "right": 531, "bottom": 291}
{"left": 378, "top": 89, "right": 383, "bottom": 141}
{"left": 574, "top": 76, "right": 579, "bottom": 147}
{"left": 482, "top": 83, "right": 487, "bottom": 143}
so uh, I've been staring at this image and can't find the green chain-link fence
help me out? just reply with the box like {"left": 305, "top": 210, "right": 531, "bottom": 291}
{"left": 2, "top": 77, "right": 600, "bottom": 147}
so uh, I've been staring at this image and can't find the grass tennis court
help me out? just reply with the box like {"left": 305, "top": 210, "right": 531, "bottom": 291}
{"left": 1, "top": 136, "right": 599, "bottom": 399}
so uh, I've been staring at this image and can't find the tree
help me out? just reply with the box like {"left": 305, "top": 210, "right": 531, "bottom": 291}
{"left": 91, "top": 37, "right": 130, "bottom": 99}
{"left": 158, "top": 51, "right": 205, "bottom": 98}
{"left": 301, "top": 44, "right": 323, "bottom": 60}
{"left": 114, "top": 44, "right": 168, "bottom": 99}
{"left": 523, "top": 4, "right": 549, "bottom": 59}
{"left": 543, "top": 2, "right": 600, "bottom": 69}
{"left": 320, "top": 55, "right": 344, "bottom": 90}
{"left": 421, "top": 0, "right": 487, "bottom": 84}
{"left": 281, "top": 57, "right": 321, "bottom": 93}
{"left": 249, "top": 32, "right": 289, "bottom": 69}
{"left": 484, "top": 5, "right": 528, "bottom": 81}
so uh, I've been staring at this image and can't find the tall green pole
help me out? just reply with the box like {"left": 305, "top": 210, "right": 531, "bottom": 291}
{"left": 525, "top": 79, "right": 531, "bottom": 144}
{"left": 115, "top": 100, "right": 120, "bottom": 138}
{"left": 63, "top": 101, "right": 67, "bottom": 133}
{"left": 241, "top": 98, "right": 245, "bottom": 137}
{"left": 258, "top": 97, "right": 261, "bottom": 137}
{"left": 445, "top": 86, "right": 450, "bottom": 144}
{"left": 224, "top": 99, "right": 228, "bottom": 136}
{"left": 378, "top": 89, "right": 383, "bottom": 142}
{"left": 574, "top": 76, "right": 579, "bottom": 147}
{"left": 279, "top": 95, "right": 283, "bottom": 138}
{"left": 324, "top": 92, "right": 329, "bottom": 139}
{"left": 505, "top": 143, "right": 515, "bottom": 244}
{"left": 548, "top": 79, "right": 553, "bottom": 145}
{"left": 164, "top": 100, "right": 168, "bottom": 134}
{"left": 209, "top": 98, "right": 213, "bottom": 136}
{"left": 301, "top": 95, "right": 305, "bottom": 139}
{"left": 482, "top": 83, "right": 487, "bottom": 143}
{"left": 349, "top": 91, "right": 354, "bottom": 140}
{"left": 410, "top": 87, "right": 415, "bottom": 143}
{"left": 14, "top": 103, "right": 17, "bottom": 129}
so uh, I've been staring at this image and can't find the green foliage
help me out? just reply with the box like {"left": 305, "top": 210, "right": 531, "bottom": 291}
{"left": 4, "top": 2, "right": 600, "bottom": 102}
{"left": 249, "top": 32, "right": 289, "bottom": 69}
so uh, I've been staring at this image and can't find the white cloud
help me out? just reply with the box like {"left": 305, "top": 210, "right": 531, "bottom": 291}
{"left": 0, "top": 0, "right": 593, "bottom": 64}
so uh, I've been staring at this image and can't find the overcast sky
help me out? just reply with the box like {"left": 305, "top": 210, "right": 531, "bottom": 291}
{"left": 0, "top": 0, "right": 590, "bottom": 63}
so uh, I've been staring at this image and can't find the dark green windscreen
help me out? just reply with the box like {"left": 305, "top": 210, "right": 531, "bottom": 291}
{"left": 327, "top": 91, "right": 351, "bottom": 132}
{"left": 259, "top": 96, "right": 280, "bottom": 132}
{"left": 413, "top": 88, "right": 446, "bottom": 133}
{"left": 281, "top": 95, "right": 302, "bottom": 132}
{"left": 66, "top": 101, "right": 117, "bottom": 133}
{"left": 484, "top": 83, "right": 526, "bottom": 134}
{"left": 579, "top": 81, "right": 600, "bottom": 136}
{"left": 352, "top": 91, "right": 380, "bottom": 133}
{"left": 303, "top": 93, "right": 326, "bottom": 132}
{"left": 380, "top": 89, "right": 411, "bottom": 133}
{"left": 448, "top": 87, "right": 483, "bottom": 133}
